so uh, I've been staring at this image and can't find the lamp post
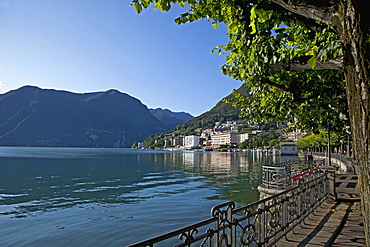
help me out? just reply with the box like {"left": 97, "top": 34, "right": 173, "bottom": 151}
{"left": 327, "top": 121, "right": 332, "bottom": 166}
{"left": 339, "top": 112, "right": 350, "bottom": 157}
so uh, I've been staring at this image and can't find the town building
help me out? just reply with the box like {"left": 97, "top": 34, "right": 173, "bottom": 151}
{"left": 280, "top": 142, "right": 298, "bottom": 155}
{"left": 282, "top": 130, "right": 310, "bottom": 141}
{"left": 238, "top": 133, "right": 257, "bottom": 143}
{"left": 211, "top": 132, "right": 238, "bottom": 147}
{"left": 184, "top": 135, "right": 200, "bottom": 149}
{"left": 173, "top": 136, "right": 184, "bottom": 147}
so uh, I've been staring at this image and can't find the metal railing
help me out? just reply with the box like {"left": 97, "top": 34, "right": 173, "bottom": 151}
{"left": 303, "top": 152, "right": 355, "bottom": 173}
{"left": 127, "top": 173, "right": 328, "bottom": 247}
{"left": 261, "top": 160, "right": 325, "bottom": 190}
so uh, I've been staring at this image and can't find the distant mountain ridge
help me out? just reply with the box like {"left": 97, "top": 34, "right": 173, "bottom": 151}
{"left": 0, "top": 86, "right": 190, "bottom": 147}
{"left": 149, "top": 108, "right": 193, "bottom": 126}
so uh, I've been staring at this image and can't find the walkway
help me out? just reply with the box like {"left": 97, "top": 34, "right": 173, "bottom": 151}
{"left": 276, "top": 200, "right": 365, "bottom": 246}
{"left": 336, "top": 174, "right": 360, "bottom": 200}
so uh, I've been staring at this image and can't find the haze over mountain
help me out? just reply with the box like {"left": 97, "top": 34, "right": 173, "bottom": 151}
{"left": 0, "top": 86, "right": 190, "bottom": 148}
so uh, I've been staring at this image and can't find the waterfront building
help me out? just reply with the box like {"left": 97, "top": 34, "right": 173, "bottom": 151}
{"left": 173, "top": 136, "right": 184, "bottom": 147}
{"left": 280, "top": 142, "right": 298, "bottom": 155}
{"left": 211, "top": 132, "right": 238, "bottom": 147}
{"left": 184, "top": 135, "right": 200, "bottom": 149}
{"left": 238, "top": 133, "right": 257, "bottom": 143}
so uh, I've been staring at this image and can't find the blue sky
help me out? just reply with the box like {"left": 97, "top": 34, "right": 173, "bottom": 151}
{"left": 0, "top": 0, "right": 242, "bottom": 116}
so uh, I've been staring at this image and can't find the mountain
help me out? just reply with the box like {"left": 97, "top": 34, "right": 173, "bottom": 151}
{"left": 0, "top": 86, "right": 174, "bottom": 147}
{"left": 170, "top": 83, "right": 250, "bottom": 133}
{"left": 149, "top": 108, "right": 193, "bottom": 126}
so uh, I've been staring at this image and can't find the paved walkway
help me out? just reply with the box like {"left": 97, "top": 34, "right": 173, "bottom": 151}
{"left": 276, "top": 200, "right": 366, "bottom": 246}
{"left": 336, "top": 174, "right": 361, "bottom": 201}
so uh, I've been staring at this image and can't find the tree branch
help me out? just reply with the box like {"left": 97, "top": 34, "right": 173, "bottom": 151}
{"left": 257, "top": 1, "right": 329, "bottom": 33}
{"left": 261, "top": 77, "right": 290, "bottom": 92}
{"left": 271, "top": 56, "right": 343, "bottom": 71}
{"left": 270, "top": 0, "right": 338, "bottom": 25}
{"left": 261, "top": 77, "right": 326, "bottom": 103}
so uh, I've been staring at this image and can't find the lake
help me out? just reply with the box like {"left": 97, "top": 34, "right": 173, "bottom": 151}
{"left": 0, "top": 147, "right": 283, "bottom": 246}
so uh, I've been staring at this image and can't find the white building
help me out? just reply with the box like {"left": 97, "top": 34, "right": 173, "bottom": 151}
{"left": 238, "top": 133, "right": 257, "bottom": 143}
{"left": 211, "top": 132, "right": 238, "bottom": 147}
{"left": 282, "top": 130, "right": 310, "bottom": 141}
{"left": 184, "top": 135, "right": 200, "bottom": 149}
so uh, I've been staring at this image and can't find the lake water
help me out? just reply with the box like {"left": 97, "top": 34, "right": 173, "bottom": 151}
{"left": 0, "top": 147, "right": 284, "bottom": 246}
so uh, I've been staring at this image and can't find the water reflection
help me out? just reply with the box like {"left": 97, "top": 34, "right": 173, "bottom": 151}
{"left": 0, "top": 148, "right": 280, "bottom": 218}
{"left": 0, "top": 148, "right": 289, "bottom": 246}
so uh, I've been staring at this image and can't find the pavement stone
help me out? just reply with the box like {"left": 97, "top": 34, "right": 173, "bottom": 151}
{"left": 275, "top": 200, "right": 366, "bottom": 246}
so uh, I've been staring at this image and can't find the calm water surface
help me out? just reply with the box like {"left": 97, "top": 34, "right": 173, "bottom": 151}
{"left": 0, "top": 147, "right": 283, "bottom": 246}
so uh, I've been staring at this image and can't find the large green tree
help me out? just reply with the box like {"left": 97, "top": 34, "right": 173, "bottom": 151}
{"left": 131, "top": 0, "right": 370, "bottom": 243}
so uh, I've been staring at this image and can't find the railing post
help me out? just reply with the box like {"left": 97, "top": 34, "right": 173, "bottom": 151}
{"left": 212, "top": 206, "right": 221, "bottom": 247}
{"left": 282, "top": 193, "right": 288, "bottom": 230}
{"left": 321, "top": 166, "right": 337, "bottom": 201}
{"left": 297, "top": 179, "right": 303, "bottom": 218}
{"left": 285, "top": 164, "right": 290, "bottom": 190}
{"left": 211, "top": 201, "right": 235, "bottom": 247}
{"left": 260, "top": 203, "right": 266, "bottom": 245}
{"left": 227, "top": 203, "right": 233, "bottom": 247}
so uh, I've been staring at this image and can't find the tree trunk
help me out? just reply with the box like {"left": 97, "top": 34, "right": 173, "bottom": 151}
{"left": 335, "top": 1, "right": 370, "bottom": 244}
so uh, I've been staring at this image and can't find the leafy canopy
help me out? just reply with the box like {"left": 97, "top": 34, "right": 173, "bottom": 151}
{"left": 131, "top": 0, "right": 348, "bottom": 134}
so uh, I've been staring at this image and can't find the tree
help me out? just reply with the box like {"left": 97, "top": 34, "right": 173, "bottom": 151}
{"left": 297, "top": 130, "right": 344, "bottom": 152}
{"left": 131, "top": 0, "right": 370, "bottom": 243}
{"left": 268, "top": 139, "right": 280, "bottom": 149}
{"left": 131, "top": 141, "right": 138, "bottom": 148}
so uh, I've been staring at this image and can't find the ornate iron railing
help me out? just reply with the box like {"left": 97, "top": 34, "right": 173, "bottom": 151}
{"left": 127, "top": 173, "right": 328, "bottom": 247}
{"left": 261, "top": 160, "right": 325, "bottom": 190}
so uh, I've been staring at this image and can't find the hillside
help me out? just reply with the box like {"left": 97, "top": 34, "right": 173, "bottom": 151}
{"left": 171, "top": 84, "right": 250, "bottom": 134}
{"left": 0, "top": 86, "right": 175, "bottom": 147}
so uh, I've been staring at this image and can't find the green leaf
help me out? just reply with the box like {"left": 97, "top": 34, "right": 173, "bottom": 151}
{"left": 255, "top": 8, "right": 272, "bottom": 23}
{"left": 134, "top": 2, "right": 142, "bottom": 13}
{"left": 307, "top": 56, "right": 317, "bottom": 69}
{"left": 249, "top": 5, "right": 257, "bottom": 34}
{"left": 141, "top": 0, "right": 150, "bottom": 8}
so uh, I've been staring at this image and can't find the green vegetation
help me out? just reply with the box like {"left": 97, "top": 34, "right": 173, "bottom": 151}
{"left": 239, "top": 133, "right": 268, "bottom": 149}
{"left": 297, "top": 130, "right": 348, "bottom": 152}
{"left": 143, "top": 133, "right": 166, "bottom": 149}
{"left": 239, "top": 128, "right": 281, "bottom": 149}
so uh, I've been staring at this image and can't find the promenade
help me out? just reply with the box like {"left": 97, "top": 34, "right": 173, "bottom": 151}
{"left": 275, "top": 155, "right": 366, "bottom": 246}
{"left": 276, "top": 200, "right": 366, "bottom": 246}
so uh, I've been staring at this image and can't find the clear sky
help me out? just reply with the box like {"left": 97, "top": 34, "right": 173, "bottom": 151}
{"left": 0, "top": 0, "right": 242, "bottom": 116}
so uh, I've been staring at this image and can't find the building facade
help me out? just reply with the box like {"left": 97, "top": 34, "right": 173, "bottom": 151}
{"left": 238, "top": 133, "right": 257, "bottom": 144}
{"left": 280, "top": 142, "right": 298, "bottom": 155}
{"left": 211, "top": 132, "right": 238, "bottom": 147}
{"left": 184, "top": 135, "right": 200, "bottom": 149}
